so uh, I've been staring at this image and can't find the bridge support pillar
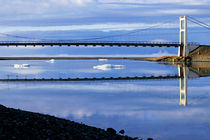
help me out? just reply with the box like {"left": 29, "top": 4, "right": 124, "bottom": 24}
{"left": 179, "top": 16, "right": 189, "bottom": 57}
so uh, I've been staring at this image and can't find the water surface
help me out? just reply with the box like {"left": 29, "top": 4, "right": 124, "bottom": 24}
{"left": 0, "top": 60, "right": 209, "bottom": 140}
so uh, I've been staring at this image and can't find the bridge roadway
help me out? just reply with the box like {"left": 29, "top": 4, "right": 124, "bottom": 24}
{"left": 0, "top": 41, "right": 181, "bottom": 47}
{"left": 0, "top": 75, "right": 181, "bottom": 82}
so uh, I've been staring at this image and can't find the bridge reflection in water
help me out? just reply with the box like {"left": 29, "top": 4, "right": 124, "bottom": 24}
{"left": 1, "top": 62, "right": 209, "bottom": 107}
{"left": 175, "top": 62, "right": 210, "bottom": 106}
{"left": 179, "top": 66, "right": 188, "bottom": 106}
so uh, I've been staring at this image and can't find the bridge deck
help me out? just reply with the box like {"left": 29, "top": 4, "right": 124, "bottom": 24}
{"left": 0, "top": 41, "right": 181, "bottom": 47}
{"left": 0, "top": 75, "right": 181, "bottom": 82}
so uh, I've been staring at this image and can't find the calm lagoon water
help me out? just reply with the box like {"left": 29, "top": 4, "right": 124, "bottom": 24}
{"left": 0, "top": 60, "right": 209, "bottom": 140}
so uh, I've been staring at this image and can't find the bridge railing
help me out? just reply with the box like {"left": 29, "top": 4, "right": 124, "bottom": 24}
{"left": 0, "top": 75, "right": 181, "bottom": 82}
{"left": 0, "top": 40, "right": 181, "bottom": 44}
{"left": 0, "top": 41, "right": 201, "bottom": 49}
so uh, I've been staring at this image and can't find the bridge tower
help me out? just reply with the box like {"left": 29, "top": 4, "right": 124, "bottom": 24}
{"left": 179, "top": 16, "right": 188, "bottom": 57}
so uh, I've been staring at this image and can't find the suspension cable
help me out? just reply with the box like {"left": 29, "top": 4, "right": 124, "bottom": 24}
{"left": 188, "top": 16, "right": 210, "bottom": 30}
{"left": 0, "top": 32, "right": 49, "bottom": 41}
{"left": 0, "top": 18, "right": 178, "bottom": 42}
{"left": 56, "top": 18, "right": 178, "bottom": 41}
{"left": 188, "top": 16, "right": 210, "bottom": 27}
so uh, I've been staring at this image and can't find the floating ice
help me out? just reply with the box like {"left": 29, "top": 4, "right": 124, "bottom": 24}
{"left": 46, "top": 59, "right": 55, "bottom": 63}
{"left": 14, "top": 64, "right": 30, "bottom": 69}
{"left": 93, "top": 64, "right": 124, "bottom": 71}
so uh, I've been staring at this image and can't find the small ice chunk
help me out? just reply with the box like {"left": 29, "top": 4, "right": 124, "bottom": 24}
{"left": 46, "top": 59, "right": 55, "bottom": 63}
{"left": 93, "top": 64, "right": 124, "bottom": 71}
{"left": 14, "top": 64, "right": 30, "bottom": 69}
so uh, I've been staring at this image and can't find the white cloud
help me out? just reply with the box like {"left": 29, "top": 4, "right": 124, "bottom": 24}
{"left": 0, "top": 0, "right": 96, "bottom": 16}
{"left": 99, "top": 0, "right": 209, "bottom": 5}
{"left": 49, "top": 0, "right": 95, "bottom": 6}
{"left": 0, "top": 0, "right": 208, "bottom": 24}
{"left": 0, "top": 21, "right": 205, "bottom": 34}
{"left": 156, "top": 9, "right": 203, "bottom": 15}
{"left": 0, "top": 22, "right": 179, "bottom": 33}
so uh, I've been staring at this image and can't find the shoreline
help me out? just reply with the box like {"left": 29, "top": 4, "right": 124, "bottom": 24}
{"left": 1, "top": 45, "right": 210, "bottom": 62}
{"left": 0, "top": 104, "right": 145, "bottom": 140}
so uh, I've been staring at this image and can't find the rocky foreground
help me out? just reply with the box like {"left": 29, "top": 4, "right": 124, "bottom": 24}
{"left": 0, "top": 104, "right": 153, "bottom": 140}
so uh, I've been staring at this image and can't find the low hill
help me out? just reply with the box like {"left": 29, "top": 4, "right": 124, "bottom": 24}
{"left": 189, "top": 45, "right": 210, "bottom": 62}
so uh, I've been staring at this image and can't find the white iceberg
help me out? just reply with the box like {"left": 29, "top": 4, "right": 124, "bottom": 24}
{"left": 93, "top": 64, "right": 125, "bottom": 71}
{"left": 14, "top": 64, "right": 30, "bottom": 69}
{"left": 46, "top": 59, "right": 55, "bottom": 63}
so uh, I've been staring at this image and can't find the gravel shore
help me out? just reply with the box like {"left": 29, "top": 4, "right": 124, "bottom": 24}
{"left": 0, "top": 104, "right": 141, "bottom": 140}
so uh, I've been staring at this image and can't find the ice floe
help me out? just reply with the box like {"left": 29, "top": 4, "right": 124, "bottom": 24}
{"left": 93, "top": 64, "right": 124, "bottom": 71}
{"left": 14, "top": 64, "right": 30, "bottom": 69}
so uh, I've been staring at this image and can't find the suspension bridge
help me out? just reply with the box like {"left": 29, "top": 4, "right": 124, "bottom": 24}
{"left": 0, "top": 16, "right": 210, "bottom": 58}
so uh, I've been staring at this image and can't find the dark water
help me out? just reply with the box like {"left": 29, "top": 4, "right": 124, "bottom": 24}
{"left": 0, "top": 60, "right": 209, "bottom": 140}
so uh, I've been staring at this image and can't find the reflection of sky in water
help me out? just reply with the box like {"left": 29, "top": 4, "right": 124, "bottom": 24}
{"left": 0, "top": 60, "right": 176, "bottom": 79}
{"left": 0, "top": 60, "right": 209, "bottom": 140}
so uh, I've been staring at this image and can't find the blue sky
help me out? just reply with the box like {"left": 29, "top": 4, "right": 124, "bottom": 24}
{"left": 0, "top": 0, "right": 209, "bottom": 30}
{"left": 0, "top": 0, "right": 210, "bottom": 56}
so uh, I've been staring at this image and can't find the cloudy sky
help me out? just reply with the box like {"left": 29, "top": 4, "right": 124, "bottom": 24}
{"left": 0, "top": 0, "right": 209, "bottom": 28}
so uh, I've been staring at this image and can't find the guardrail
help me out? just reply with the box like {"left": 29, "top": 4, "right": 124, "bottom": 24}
{"left": 0, "top": 75, "right": 181, "bottom": 82}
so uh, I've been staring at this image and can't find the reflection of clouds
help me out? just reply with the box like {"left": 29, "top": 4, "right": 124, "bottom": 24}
{"left": 98, "top": 108, "right": 210, "bottom": 122}
{"left": 0, "top": 82, "right": 210, "bottom": 112}
{"left": 0, "top": 82, "right": 177, "bottom": 92}
{"left": 2, "top": 82, "right": 210, "bottom": 99}
{"left": 0, "top": 81, "right": 210, "bottom": 139}
{"left": 0, "top": 85, "right": 209, "bottom": 121}
{"left": 71, "top": 109, "right": 93, "bottom": 119}
{"left": 70, "top": 69, "right": 102, "bottom": 73}
{"left": 10, "top": 68, "right": 45, "bottom": 75}
{"left": 3, "top": 100, "right": 209, "bottom": 122}
{"left": 133, "top": 69, "right": 171, "bottom": 75}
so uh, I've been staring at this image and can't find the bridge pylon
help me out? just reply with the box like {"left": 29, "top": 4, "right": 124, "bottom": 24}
{"left": 179, "top": 16, "right": 188, "bottom": 57}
